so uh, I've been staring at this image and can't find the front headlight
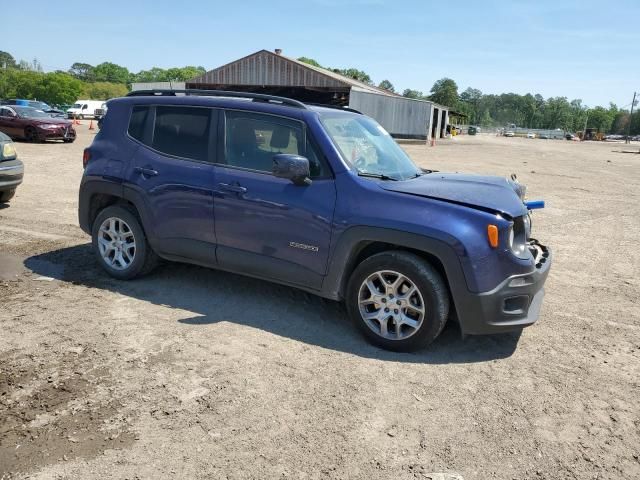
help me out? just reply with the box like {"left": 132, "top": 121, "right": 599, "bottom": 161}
{"left": 509, "top": 216, "right": 529, "bottom": 258}
{"left": 2, "top": 142, "right": 17, "bottom": 159}
{"left": 38, "top": 124, "right": 60, "bottom": 129}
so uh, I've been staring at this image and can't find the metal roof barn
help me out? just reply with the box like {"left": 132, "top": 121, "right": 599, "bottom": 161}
{"left": 132, "top": 49, "right": 450, "bottom": 140}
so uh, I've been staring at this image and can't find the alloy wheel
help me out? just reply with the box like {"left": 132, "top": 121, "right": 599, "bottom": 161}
{"left": 97, "top": 217, "right": 136, "bottom": 270}
{"left": 358, "top": 270, "right": 426, "bottom": 340}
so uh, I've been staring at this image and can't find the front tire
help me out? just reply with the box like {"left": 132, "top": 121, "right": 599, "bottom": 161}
{"left": 25, "top": 127, "right": 39, "bottom": 143}
{"left": 0, "top": 189, "right": 16, "bottom": 203}
{"left": 91, "top": 205, "right": 158, "bottom": 280}
{"left": 346, "top": 251, "right": 449, "bottom": 352}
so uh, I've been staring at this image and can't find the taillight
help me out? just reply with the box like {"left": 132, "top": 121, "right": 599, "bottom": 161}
{"left": 83, "top": 149, "right": 91, "bottom": 168}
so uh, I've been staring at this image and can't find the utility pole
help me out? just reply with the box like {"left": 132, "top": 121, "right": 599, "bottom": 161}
{"left": 626, "top": 91, "right": 637, "bottom": 144}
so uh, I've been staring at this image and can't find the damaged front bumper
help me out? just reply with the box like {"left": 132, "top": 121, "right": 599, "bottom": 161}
{"left": 456, "top": 239, "right": 552, "bottom": 335}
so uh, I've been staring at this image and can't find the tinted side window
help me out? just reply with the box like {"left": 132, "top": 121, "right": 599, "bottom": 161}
{"left": 152, "top": 106, "right": 211, "bottom": 162}
{"left": 128, "top": 106, "right": 148, "bottom": 142}
{"left": 224, "top": 111, "right": 326, "bottom": 177}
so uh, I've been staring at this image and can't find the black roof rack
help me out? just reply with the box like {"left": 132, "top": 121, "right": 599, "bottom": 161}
{"left": 305, "top": 103, "right": 363, "bottom": 115}
{"left": 126, "top": 89, "right": 308, "bottom": 109}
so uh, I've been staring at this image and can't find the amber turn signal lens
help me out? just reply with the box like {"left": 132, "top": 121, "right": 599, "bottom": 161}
{"left": 487, "top": 224, "right": 499, "bottom": 248}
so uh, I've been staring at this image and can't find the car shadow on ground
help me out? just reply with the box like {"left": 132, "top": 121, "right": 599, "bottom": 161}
{"left": 24, "top": 244, "right": 522, "bottom": 364}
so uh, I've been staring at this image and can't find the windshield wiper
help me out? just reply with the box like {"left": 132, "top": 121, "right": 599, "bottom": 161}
{"left": 357, "top": 171, "right": 399, "bottom": 181}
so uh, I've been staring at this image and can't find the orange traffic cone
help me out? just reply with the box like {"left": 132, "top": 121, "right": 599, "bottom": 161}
{"left": 89, "top": 119, "right": 95, "bottom": 130}
{"left": 73, "top": 114, "right": 80, "bottom": 126}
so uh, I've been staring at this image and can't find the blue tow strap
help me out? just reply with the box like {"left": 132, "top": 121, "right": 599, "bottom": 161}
{"left": 525, "top": 200, "right": 545, "bottom": 210}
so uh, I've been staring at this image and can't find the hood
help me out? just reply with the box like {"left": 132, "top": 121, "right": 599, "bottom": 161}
{"left": 380, "top": 172, "right": 527, "bottom": 218}
{"left": 30, "top": 117, "right": 71, "bottom": 125}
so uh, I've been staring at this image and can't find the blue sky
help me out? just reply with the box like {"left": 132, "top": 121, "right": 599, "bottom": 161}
{"left": 4, "top": 0, "right": 638, "bottom": 108}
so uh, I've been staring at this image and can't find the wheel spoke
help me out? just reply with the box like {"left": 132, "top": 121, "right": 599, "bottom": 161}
{"left": 365, "top": 278, "right": 380, "bottom": 296}
{"left": 121, "top": 248, "right": 133, "bottom": 263}
{"left": 98, "top": 237, "right": 112, "bottom": 252}
{"left": 405, "top": 302, "right": 425, "bottom": 316}
{"left": 387, "top": 274, "right": 403, "bottom": 292}
{"left": 378, "top": 316, "right": 389, "bottom": 336}
{"left": 360, "top": 298, "right": 379, "bottom": 306}
{"left": 362, "top": 310, "right": 382, "bottom": 321}
{"left": 398, "top": 284, "right": 416, "bottom": 300}
{"left": 399, "top": 313, "right": 419, "bottom": 329}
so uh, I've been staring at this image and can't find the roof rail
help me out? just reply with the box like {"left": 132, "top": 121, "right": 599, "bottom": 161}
{"left": 126, "top": 89, "right": 308, "bottom": 109}
{"left": 305, "top": 103, "right": 363, "bottom": 115}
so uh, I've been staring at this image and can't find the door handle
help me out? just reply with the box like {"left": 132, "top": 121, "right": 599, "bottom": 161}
{"left": 134, "top": 166, "right": 159, "bottom": 177}
{"left": 218, "top": 183, "right": 247, "bottom": 194}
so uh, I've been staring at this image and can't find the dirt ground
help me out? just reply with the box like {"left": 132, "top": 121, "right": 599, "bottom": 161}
{"left": 1, "top": 124, "right": 639, "bottom": 480}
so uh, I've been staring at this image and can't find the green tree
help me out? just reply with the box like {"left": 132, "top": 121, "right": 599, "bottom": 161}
{"left": 334, "top": 68, "right": 372, "bottom": 85}
{"left": 82, "top": 81, "right": 128, "bottom": 100}
{"left": 68, "top": 62, "right": 95, "bottom": 82}
{"left": 611, "top": 111, "right": 630, "bottom": 134}
{"left": 93, "top": 62, "right": 130, "bottom": 84}
{"left": 402, "top": 89, "right": 423, "bottom": 99}
{"left": 588, "top": 106, "right": 614, "bottom": 132}
{"left": 0, "top": 70, "right": 81, "bottom": 105}
{"left": 297, "top": 57, "right": 322, "bottom": 68}
{"left": 169, "top": 66, "right": 206, "bottom": 81}
{"left": 36, "top": 72, "right": 83, "bottom": 104}
{"left": 459, "top": 87, "right": 482, "bottom": 124}
{"left": 543, "top": 97, "right": 572, "bottom": 130}
{"left": 0, "top": 51, "right": 17, "bottom": 69}
{"left": 429, "top": 78, "right": 458, "bottom": 107}
{"left": 378, "top": 79, "right": 395, "bottom": 93}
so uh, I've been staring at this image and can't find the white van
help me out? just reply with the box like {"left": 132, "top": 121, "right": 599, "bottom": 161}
{"left": 66, "top": 100, "right": 105, "bottom": 119}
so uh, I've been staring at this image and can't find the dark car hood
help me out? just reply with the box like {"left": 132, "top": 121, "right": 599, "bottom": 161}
{"left": 380, "top": 173, "right": 527, "bottom": 217}
{"left": 28, "top": 117, "right": 71, "bottom": 125}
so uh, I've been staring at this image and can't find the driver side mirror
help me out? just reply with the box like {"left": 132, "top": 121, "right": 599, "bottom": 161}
{"left": 272, "top": 154, "right": 312, "bottom": 186}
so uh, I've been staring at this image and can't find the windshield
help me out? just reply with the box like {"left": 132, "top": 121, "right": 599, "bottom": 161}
{"left": 29, "top": 101, "right": 50, "bottom": 110}
{"left": 72, "top": 103, "right": 82, "bottom": 108}
{"left": 320, "top": 112, "right": 421, "bottom": 180}
{"left": 14, "top": 107, "right": 51, "bottom": 119}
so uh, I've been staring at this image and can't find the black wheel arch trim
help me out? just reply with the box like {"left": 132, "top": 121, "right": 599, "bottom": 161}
{"left": 321, "top": 226, "right": 468, "bottom": 299}
{"left": 78, "top": 177, "right": 123, "bottom": 234}
{"left": 321, "top": 226, "right": 485, "bottom": 334}
{"left": 79, "top": 178, "right": 157, "bottom": 246}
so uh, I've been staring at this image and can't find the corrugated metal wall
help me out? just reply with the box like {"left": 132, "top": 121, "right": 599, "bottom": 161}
{"left": 130, "top": 82, "right": 186, "bottom": 91}
{"left": 190, "top": 51, "right": 346, "bottom": 88}
{"left": 349, "top": 88, "right": 434, "bottom": 139}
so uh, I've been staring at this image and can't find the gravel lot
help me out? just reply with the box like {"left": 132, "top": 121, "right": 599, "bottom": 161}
{"left": 1, "top": 125, "right": 639, "bottom": 479}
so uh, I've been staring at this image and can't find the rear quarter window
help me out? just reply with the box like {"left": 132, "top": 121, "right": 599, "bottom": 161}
{"left": 128, "top": 106, "right": 148, "bottom": 142}
{"left": 152, "top": 106, "right": 211, "bottom": 162}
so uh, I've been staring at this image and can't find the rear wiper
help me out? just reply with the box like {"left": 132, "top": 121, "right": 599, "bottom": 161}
{"left": 357, "top": 171, "right": 399, "bottom": 181}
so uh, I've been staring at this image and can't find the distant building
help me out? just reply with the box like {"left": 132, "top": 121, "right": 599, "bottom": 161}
{"left": 132, "top": 49, "right": 451, "bottom": 140}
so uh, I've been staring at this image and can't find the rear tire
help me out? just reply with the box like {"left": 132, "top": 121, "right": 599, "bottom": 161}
{"left": 0, "top": 189, "right": 16, "bottom": 203}
{"left": 92, "top": 205, "right": 158, "bottom": 280}
{"left": 346, "top": 251, "right": 449, "bottom": 352}
{"left": 25, "top": 127, "right": 39, "bottom": 143}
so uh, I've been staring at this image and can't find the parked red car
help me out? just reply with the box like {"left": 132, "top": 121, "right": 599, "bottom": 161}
{"left": 0, "top": 105, "right": 76, "bottom": 143}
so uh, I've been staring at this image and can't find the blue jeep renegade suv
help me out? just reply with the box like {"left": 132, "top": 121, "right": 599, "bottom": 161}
{"left": 78, "top": 90, "right": 551, "bottom": 351}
